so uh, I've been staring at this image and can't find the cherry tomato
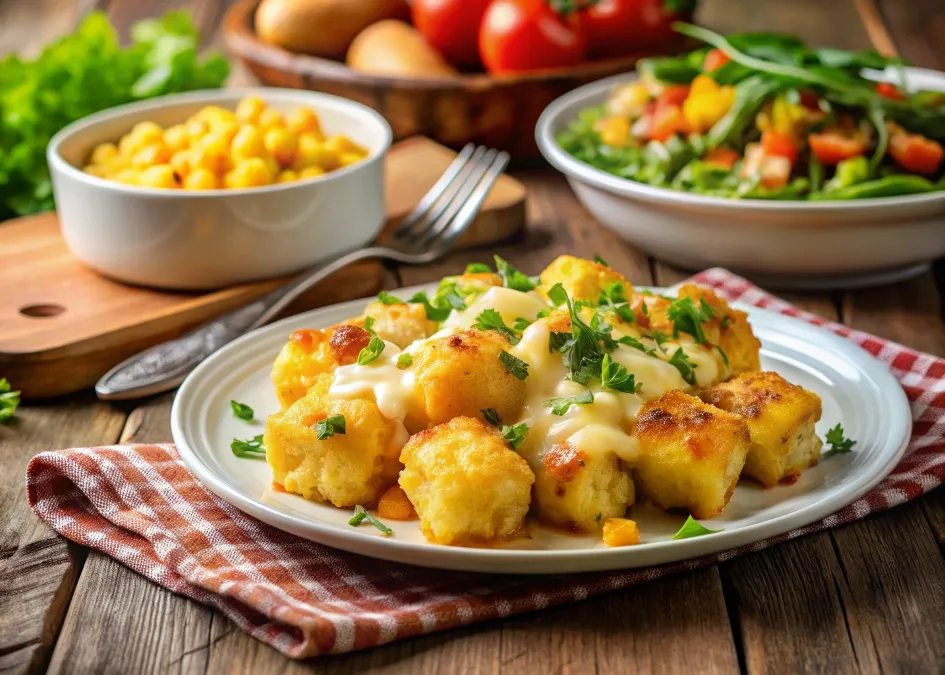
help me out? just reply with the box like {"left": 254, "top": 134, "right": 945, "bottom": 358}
{"left": 703, "top": 147, "right": 740, "bottom": 169}
{"left": 809, "top": 131, "right": 868, "bottom": 165}
{"left": 411, "top": 0, "right": 492, "bottom": 68}
{"left": 479, "top": 0, "right": 586, "bottom": 74}
{"left": 649, "top": 104, "right": 688, "bottom": 142}
{"left": 889, "top": 130, "right": 944, "bottom": 175}
{"left": 797, "top": 89, "right": 822, "bottom": 110}
{"left": 761, "top": 130, "right": 799, "bottom": 164}
{"left": 655, "top": 84, "right": 691, "bottom": 110}
{"left": 582, "top": 0, "right": 691, "bottom": 58}
{"left": 703, "top": 48, "right": 730, "bottom": 72}
{"left": 876, "top": 81, "right": 906, "bottom": 101}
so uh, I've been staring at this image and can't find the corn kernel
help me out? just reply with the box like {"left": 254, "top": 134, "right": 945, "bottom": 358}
{"left": 90, "top": 142, "right": 119, "bottom": 165}
{"left": 293, "top": 133, "right": 339, "bottom": 171}
{"left": 338, "top": 151, "right": 363, "bottom": 168}
{"left": 231, "top": 125, "right": 266, "bottom": 160}
{"left": 286, "top": 107, "right": 321, "bottom": 136}
{"left": 323, "top": 134, "right": 363, "bottom": 156}
{"left": 299, "top": 166, "right": 325, "bottom": 179}
{"left": 186, "top": 118, "right": 210, "bottom": 140}
{"left": 277, "top": 169, "right": 298, "bottom": 183}
{"left": 113, "top": 168, "right": 141, "bottom": 185}
{"left": 163, "top": 125, "right": 190, "bottom": 153}
{"left": 257, "top": 107, "right": 285, "bottom": 132}
{"left": 264, "top": 128, "right": 298, "bottom": 167}
{"left": 235, "top": 96, "right": 267, "bottom": 125}
{"left": 83, "top": 164, "right": 109, "bottom": 178}
{"left": 197, "top": 106, "right": 237, "bottom": 126}
{"left": 184, "top": 168, "right": 219, "bottom": 190}
{"left": 224, "top": 157, "right": 271, "bottom": 188}
{"left": 599, "top": 116, "right": 632, "bottom": 147}
{"left": 138, "top": 164, "right": 177, "bottom": 189}
{"left": 129, "top": 121, "right": 164, "bottom": 146}
{"left": 170, "top": 151, "right": 192, "bottom": 180}
{"left": 132, "top": 143, "right": 171, "bottom": 169}
{"left": 602, "top": 518, "right": 641, "bottom": 547}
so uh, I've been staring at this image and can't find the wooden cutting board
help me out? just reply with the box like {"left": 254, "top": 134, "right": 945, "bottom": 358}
{"left": 0, "top": 137, "right": 526, "bottom": 399}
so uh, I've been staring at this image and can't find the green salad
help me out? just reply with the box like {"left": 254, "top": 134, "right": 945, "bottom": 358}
{"left": 557, "top": 24, "right": 945, "bottom": 200}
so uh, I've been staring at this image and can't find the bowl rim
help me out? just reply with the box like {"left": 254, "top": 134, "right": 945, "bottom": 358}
{"left": 535, "top": 70, "right": 945, "bottom": 211}
{"left": 47, "top": 86, "right": 393, "bottom": 198}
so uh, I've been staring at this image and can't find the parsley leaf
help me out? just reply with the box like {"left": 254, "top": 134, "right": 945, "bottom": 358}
{"left": 396, "top": 353, "right": 413, "bottom": 369}
{"left": 377, "top": 290, "right": 404, "bottom": 305}
{"left": 672, "top": 515, "right": 723, "bottom": 540}
{"left": 473, "top": 309, "right": 521, "bottom": 345}
{"left": 348, "top": 505, "right": 393, "bottom": 535}
{"left": 513, "top": 317, "right": 533, "bottom": 331}
{"left": 230, "top": 400, "right": 254, "bottom": 421}
{"left": 500, "top": 422, "right": 530, "bottom": 450}
{"left": 547, "top": 283, "right": 569, "bottom": 307}
{"left": 408, "top": 291, "right": 452, "bottom": 322}
{"left": 551, "top": 283, "right": 607, "bottom": 385}
{"left": 715, "top": 345, "right": 730, "bottom": 369}
{"left": 594, "top": 254, "right": 610, "bottom": 267}
{"left": 650, "top": 330, "right": 669, "bottom": 354}
{"left": 499, "top": 350, "right": 529, "bottom": 380}
{"left": 546, "top": 389, "right": 594, "bottom": 415}
{"left": 823, "top": 423, "right": 857, "bottom": 458}
{"left": 669, "top": 348, "right": 697, "bottom": 385}
{"left": 721, "top": 315, "right": 732, "bottom": 328}
{"left": 549, "top": 331, "right": 574, "bottom": 353}
{"left": 357, "top": 335, "right": 386, "bottom": 365}
{"left": 481, "top": 408, "right": 501, "bottom": 426}
{"left": 363, "top": 316, "right": 375, "bottom": 332}
{"left": 315, "top": 414, "right": 346, "bottom": 440}
{"left": 231, "top": 434, "right": 265, "bottom": 459}
{"left": 666, "top": 297, "right": 715, "bottom": 343}
{"left": 600, "top": 354, "right": 640, "bottom": 393}
{"left": 598, "top": 282, "right": 636, "bottom": 323}
{"left": 495, "top": 255, "right": 537, "bottom": 292}
{"left": 465, "top": 262, "right": 492, "bottom": 274}
{"left": 618, "top": 335, "right": 655, "bottom": 355}
{"left": 0, "top": 378, "right": 21, "bottom": 423}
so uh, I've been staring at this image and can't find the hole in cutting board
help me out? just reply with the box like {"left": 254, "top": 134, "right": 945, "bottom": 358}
{"left": 20, "top": 304, "right": 65, "bottom": 318}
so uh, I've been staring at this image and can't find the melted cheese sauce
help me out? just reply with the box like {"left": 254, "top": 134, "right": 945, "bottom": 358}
{"left": 330, "top": 340, "right": 414, "bottom": 421}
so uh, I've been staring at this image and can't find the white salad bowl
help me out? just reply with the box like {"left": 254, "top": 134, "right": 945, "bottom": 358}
{"left": 536, "top": 69, "right": 945, "bottom": 288}
{"left": 48, "top": 88, "right": 392, "bottom": 290}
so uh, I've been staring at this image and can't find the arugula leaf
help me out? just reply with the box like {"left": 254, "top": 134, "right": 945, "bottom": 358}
{"left": 494, "top": 255, "right": 537, "bottom": 292}
{"left": 396, "top": 353, "right": 413, "bottom": 369}
{"left": 315, "top": 414, "right": 346, "bottom": 440}
{"left": 377, "top": 290, "right": 404, "bottom": 305}
{"left": 481, "top": 408, "right": 501, "bottom": 426}
{"left": 357, "top": 335, "right": 386, "bottom": 365}
{"left": 473, "top": 309, "right": 521, "bottom": 345}
{"left": 594, "top": 255, "right": 610, "bottom": 267}
{"left": 666, "top": 297, "right": 715, "bottom": 343}
{"left": 229, "top": 400, "right": 254, "bottom": 421}
{"left": 546, "top": 389, "right": 594, "bottom": 415}
{"left": 823, "top": 423, "right": 857, "bottom": 458}
{"left": 0, "top": 378, "right": 21, "bottom": 423}
{"left": 499, "top": 350, "right": 529, "bottom": 380}
{"left": 465, "top": 262, "right": 492, "bottom": 274}
{"left": 672, "top": 515, "right": 723, "bottom": 539}
{"left": 600, "top": 354, "right": 640, "bottom": 393}
{"left": 669, "top": 348, "right": 697, "bottom": 385}
{"left": 408, "top": 292, "right": 452, "bottom": 322}
{"left": 231, "top": 434, "right": 265, "bottom": 459}
{"left": 348, "top": 505, "right": 393, "bottom": 535}
{"left": 500, "top": 422, "right": 530, "bottom": 450}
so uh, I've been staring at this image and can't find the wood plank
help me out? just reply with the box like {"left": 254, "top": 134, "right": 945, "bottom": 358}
{"left": 875, "top": 0, "right": 945, "bottom": 67}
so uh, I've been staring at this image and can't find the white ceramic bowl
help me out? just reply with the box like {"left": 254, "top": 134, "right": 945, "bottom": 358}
{"left": 48, "top": 88, "right": 392, "bottom": 290}
{"left": 536, "top": 69, "right": 945, "bottom": 287}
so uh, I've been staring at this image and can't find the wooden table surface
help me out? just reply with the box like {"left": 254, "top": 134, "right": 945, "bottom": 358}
{"left": 2, "top": 1, "right": 945, "bottom": 673}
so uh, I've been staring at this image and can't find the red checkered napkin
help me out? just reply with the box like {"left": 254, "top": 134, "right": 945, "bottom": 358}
{"left": 26, "top": 269, "right": 945, "bottom": 659}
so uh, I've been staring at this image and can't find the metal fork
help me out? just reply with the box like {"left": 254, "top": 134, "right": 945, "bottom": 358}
{"left": 95, "top": 144, "right": 511, "bottom": 400}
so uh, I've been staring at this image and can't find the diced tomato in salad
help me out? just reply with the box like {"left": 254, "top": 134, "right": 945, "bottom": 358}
{"left": 808, "top": 131, "right": 868, "bottom": 165}
{"left": 703, "top": 48, "right": 730, "bottom": 72}
{"left": 649, "top": 104, "right": 688, "bottom": 142}
{"left": 655, "top": 84, "right": 691, "bottom": 109}
{"left": 703, "top": 147, "right": 740, "bottom": 169}
{"left": 876, "top": 82, "right": 906, "bottom": 101}
{"left": 889, "top": 128, "right": 944, "bottom": 175}
{"left": 761, "top": 131, "right": 799, "bottom": 164}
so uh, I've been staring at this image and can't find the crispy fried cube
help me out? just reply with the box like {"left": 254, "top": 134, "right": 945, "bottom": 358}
{"left": 701, "top": 371, "right": 823, "bottom": 487}
{"left": 532, "top": 442, "right": 634, "bottom": 533}
{"left": 265, "top": 373, "right": 404, "bottom": 507}
{"left": 412, "top": 328, "right": 527, "bottom": 426}
{"left": 538, "top": 255, "right": 633, "bottom": 302}
{"left": 602, "top": 518, "right": 641, "bottom": 547}
{"left": 358, "top": 300, "right": 438, "bottom": 349}
{"left": 399, "top": 417, "right": 535, "bottom": 545}
{"left": 634, "top": 390, "right": 751, "bottom": 519}
{"left": 270, "top": 324, "right": 370, "bottom": 408}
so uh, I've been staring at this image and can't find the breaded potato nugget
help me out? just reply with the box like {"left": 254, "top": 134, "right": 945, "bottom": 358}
{"left": 533, "top": 442, "right": 634, "bottom": 532}
{"left": 265, "top": 373, "right": 404, "bottom": 507}
{"left": 701, "top": 371, "right": 823, "bottom": 487}
{"left": 538, "top": 255, "right": 633, "bottom": 302}
{"left": 270, "top": 324, "right": 370, "bottom": 408}
{"left": 634, "top": 390, "right": 751, "bottom": 519}
{"left": 412, "top": 328, "right": 527, "bottom": 426}
{"left": 399, "top": 417, "right": 534, "bottom": 545}
{"left": 358, "top": 300, "right": 438, "bottom": 349}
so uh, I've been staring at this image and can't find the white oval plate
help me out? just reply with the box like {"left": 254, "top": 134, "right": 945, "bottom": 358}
{"left": 171, "top": 285, "right": 911, "bottom": 574}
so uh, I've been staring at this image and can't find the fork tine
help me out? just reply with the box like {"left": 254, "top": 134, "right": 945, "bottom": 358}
{"left": 410, "top": 148, "right": 498, "bottom": 245}
{"left": 425, "top": 151, "right": 511, "bottom": 252}
{"left": 393, "top": 144, "right": 480, "bottom": 241}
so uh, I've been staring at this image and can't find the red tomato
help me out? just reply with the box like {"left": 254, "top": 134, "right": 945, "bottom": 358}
{"left": 798, "top": 89, "right": 821, "bottom": 110}
{"left": 703, "top": 147, "right": 740, "bottom": 169}
{"left": 582, "top": 0, "right": 690, "bottom": 58}
{"left": 809, "top": 132, "right": 868, "bottom": 165}
{"left": 649, "top": 104, "right": 687, "bottom": 142}
{"left": 479, "top": 0, "right": 586, "bottom": 74}
{"left": 411, "top": 0, "right": 492, "bottom": 68}
{"left": 876, "top": 81, "right": 906, "bottom": 101}
{"left": 889, "top": 130, "right": 944, "bottom": 175}
{"left": 761, "top": 131, "right": 799, "bottom": 164}
{"left": 703, "top": 49, "right": 730, "bottom": 72}
{"left": 655, "top": 84, "right": 691, "bottom": 109}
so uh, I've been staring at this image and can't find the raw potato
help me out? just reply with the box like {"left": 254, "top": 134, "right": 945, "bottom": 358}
{"left": 346, "top": 20, "right": 458, "bottom": 78}
{"left": 255, "top": 0, "right": 409, "bottom": 58}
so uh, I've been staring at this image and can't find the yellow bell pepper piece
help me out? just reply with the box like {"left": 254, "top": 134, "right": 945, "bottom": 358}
{"left": 683, "top": 75, "right": 736, "bottom": 134}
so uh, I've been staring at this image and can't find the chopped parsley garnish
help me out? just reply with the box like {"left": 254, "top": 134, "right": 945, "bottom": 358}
{"left": 481, "top": 408, "right": 501, "bottom": 426}
{"left": 598, "top": 282, "right": 636, "bottom": 323}
{"left": 547, "top": 283, "right": 568, "bottom": 307}
{"left": 640, "top": 302, "right": 649, "bottom": 317}
{"left": 594, "top": 254, "right": 610, "bottom": 267}
{"left": 348, "top": 505, "right": 393, "bottom": 535}
{"left": 600, "top": 354, "right": 640, "bottom": 394}
{"left": 473, "top": 309, "right": 521, "bottom": 345}
{"left": 500, "top": 422, "right": 530, "bottom": 450}
{"left": 315, "top": 414, "right": 346, "bottom": 440}
{"left": 499, "top": 350, "right": 529, "bottom": 380}
{"left": 357, "top": 335, "right": 386, "bottom": 365}
{"left": 0, "top": 378, "right": 22, "bottom": 423}
{"left": 672, "top": 515, "right": 723, "bottom": 540}
{"left": 513, "top": 317, "right": 533, "bottom": 331}
{"left": 495, "top": 255, "right": 537, "bottom": 292}
{"left": 363, "top": 316, "right": 375, "bottom": 332}
{"left": 549, "top": 331, "right": 574, "bottom": 353}
{"left": 721, "top": 315, "right": 731, "bottom": 328}
{"left": 230, "top": 400, "right": 254, "bottom": 421}
{"left": 231, "top": 434, "right": 265, "bottom": 459}
{"left": 408, "top": 291, "right": 453, "bottom": 322}
{"left": 618, "top": 335, "right": 655, "bottom": 355}
{"left": 823, "top": 423, "right": 857, "bottom": 458}
{"left": 650, "top": 330, "right": 669, "bottom": 354}
{"left": 546, "top": 389, "right": 594, "bottom": 415}
{"left": 465, "top": 262, "right": 492, "bottom": 274}
{"left": 396, "top": 353, "right": 413, "bottom": 369}
{"left": 669, "top": 348, "right": 697, "bottom": 385}
{"left": 666, "top": 297, "right": 715, "bottom": 343}
{"left": 377, "top": 290, "right": 404, "bottom": 305}
{"left": 715, "top": 345, "right": 730, "bottom": 369}
{"left": 550, "top": 283, "right": 607, "bottom": 385}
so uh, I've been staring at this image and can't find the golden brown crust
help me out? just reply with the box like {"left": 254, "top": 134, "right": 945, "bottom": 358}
{"left": 328, "top": 324, "right": 371, "bottom": 364}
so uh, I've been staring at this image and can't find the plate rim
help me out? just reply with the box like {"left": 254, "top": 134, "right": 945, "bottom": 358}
{"left": 171, "top": 285, "right": 912, "bottom": 574}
